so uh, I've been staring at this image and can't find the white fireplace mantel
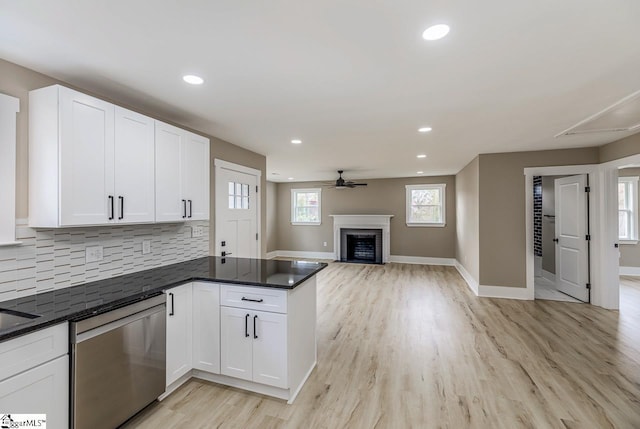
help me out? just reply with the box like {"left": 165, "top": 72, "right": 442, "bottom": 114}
{"left": 330, "top": 215, "right": 394, "bottom": 263}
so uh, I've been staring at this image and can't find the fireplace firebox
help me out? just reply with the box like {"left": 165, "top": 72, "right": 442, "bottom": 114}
{"left": 339, "top": 228, "right": 383, "bottom": 264}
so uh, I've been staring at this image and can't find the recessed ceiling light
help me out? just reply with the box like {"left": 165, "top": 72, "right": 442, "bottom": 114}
{"left": 418, "top": 127, "right": 432, "bottom": 133}
{"left": 183, "top": 74, "right": 204, "bottom": 85}
{"left": 288, "top": 177, "right": 294, "bottom": 180}
{"left": 417, "top": 154, "right": 427, "bottom": 159}
{"left": 422, "top": 24, "right": 450, "bottom": 41}
{"left": 417, "top": 171, "right": 424, "bottom": 174}
{"left": 291, "top": 139, "right": 302, "bottom": 144}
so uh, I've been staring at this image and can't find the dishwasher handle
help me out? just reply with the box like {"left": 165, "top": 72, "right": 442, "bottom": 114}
{"left": 73, "top": 303, "right": 166, "bottom": 344}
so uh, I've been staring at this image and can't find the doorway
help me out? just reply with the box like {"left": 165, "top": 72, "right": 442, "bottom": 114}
{"left": 534, "top": 175, "right": 580, "bottom": 302}
{"left": 214, "top": 159, "right": 261, "bottom": 259}
{"left": 533, "top": 175, "right": 589, "bottom": 303}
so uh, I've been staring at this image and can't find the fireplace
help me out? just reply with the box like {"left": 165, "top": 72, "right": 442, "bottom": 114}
{"left": 331, "top": 215, "right": 393, "bottom": 263}
{"left": 340, "top": 228, "right": 383, "bottom": 264}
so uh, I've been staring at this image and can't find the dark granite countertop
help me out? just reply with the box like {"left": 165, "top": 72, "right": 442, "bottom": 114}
{"left": 0, "top": 256, "right": 327, "bottom": 342}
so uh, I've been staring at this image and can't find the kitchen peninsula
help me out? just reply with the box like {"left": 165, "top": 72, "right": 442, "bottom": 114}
{"left": 0, "top": 257, "right": 327, "bottom": 428}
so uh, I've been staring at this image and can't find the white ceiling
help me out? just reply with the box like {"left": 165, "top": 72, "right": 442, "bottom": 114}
{"left": 1, "top": 0, "right": 640, "bottom": 182}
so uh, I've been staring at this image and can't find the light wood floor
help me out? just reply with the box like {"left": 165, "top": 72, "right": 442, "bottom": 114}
{"left": 123, "top": 264, "right": 640, "bottom": 429}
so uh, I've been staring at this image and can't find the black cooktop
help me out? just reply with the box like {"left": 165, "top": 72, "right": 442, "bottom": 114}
{"left": 0, "top": 256, "right": 327, "bottom": 342}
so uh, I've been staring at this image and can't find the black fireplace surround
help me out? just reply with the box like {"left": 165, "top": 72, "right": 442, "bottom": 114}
{"left": 339, "top": 228, "right": 383, "bottom": 264}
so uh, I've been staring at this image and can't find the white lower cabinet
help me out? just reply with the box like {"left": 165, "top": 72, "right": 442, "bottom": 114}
{"left": 0, "top": 355, "right": 69, "bottom": 427}
{"left": 0, "top": 323, "right": 69, "bottom": 428}
{"left": 166, "top": 283, "right": 193, "bottom": 386}
{"left": 192, "top": 282, "right": 220, "bottom": 373}
{"left": 220, "top": 306, "right": 288, "bottom": 389}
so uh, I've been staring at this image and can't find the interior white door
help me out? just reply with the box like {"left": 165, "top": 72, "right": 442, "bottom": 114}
{"left": 215, "top": 161, "right": 259, "bottom": 258}
{"left": 114, "top": 107, "right": 155, "bottom": 223}
{"left": 555, "top": 175, "right": 590, "bottom": 302}
{"left": 59, "top": 87, "right": 114, "bottom": 225}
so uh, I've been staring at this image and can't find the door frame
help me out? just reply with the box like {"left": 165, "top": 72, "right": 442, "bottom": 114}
{"left": 524, "top": 165, "right": 604, "bottom": 305}
{"left": 214, "top": 159, "right": 262, "bottom": 258}
{"left": 599, "top": 152, "right": 640, "bottom": 309}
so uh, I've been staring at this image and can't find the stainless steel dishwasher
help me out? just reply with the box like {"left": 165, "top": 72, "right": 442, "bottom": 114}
{"left": 71, "top": 294, "right": 166, "bottom": 429}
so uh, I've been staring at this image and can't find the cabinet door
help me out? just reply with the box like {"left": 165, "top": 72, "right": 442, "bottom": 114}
{"left": 114, "top": 107, "right": 155, "bottom": 223}
{"left": 182, "top": 132, "right": 210, "bottom": 221}
{"left": 192, "top": 282, "right": 220, "bottom": 373}
{"left": 0, "top": 355, "right": 68, "bottom": 429}
{"left": 166, "top": 284, "right": 193, "bottom": 386}
{"left": 252, "top": 311, "right": 288, "bottom": 388}
{"left": 155, "top": 121, "right": 184, "bottom": 222}
{"left": 59, "top": 87, "right": 115, "bottom": 226}
{"left": 220, "top": 306, "right": 253, "bottom": 381}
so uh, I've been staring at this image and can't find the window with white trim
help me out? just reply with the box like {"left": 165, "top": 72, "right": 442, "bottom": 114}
{"left": 291, "top": 188, "right": 321, "bottom": 225}
{"left": 405, "top": 184, "right": 446, "bottom": 227}
{"left": 618, "top": 176, "right": 639, "bottom": 242}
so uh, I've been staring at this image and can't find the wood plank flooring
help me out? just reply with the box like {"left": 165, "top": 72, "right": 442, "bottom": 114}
{"left": 123, "top": 264, "right": 640, "bottom": 429}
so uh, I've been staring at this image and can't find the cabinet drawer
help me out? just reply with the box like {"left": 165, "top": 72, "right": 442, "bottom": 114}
{"left": 221, "top": 285, "right": 287, "bottom": 314}
{"left": 0, "top": 323, "right": 68, "bottom": 382}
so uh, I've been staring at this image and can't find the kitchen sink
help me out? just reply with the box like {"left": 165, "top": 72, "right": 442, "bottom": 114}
{"left": 0, "top": 308, "right": 40, "bottom": 330}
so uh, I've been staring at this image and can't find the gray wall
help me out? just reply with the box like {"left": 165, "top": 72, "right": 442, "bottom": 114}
{"left": 274, "top": 175, "right": 456, "bottom": 258}
{"left": 619, "top": 167, "right": 640, "bottom": 268}
{"left": 600, "top": 133, "right": 640, "bottom": 163}
{"left": 455, "top": 157, "right": 480, "bottom": 281}
{"left": 0, "top": 58, "right": 267, "bottom": 257}
{"left": 266, "top": 181, "right": 278, "bottom": 253}
{"left": 478, "top": 148, "right": 600, "bottom": 288}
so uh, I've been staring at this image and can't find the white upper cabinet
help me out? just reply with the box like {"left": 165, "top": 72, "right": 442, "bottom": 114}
{"left": 114, "top": 106, "right": 155, "bottom": 223}
{"left": 29, "top": 85, "right": 155, "bottom": 227}
{"left": 29, "top": 84, "right": 208, "bottom": 227}
{"left": 155, "top": 121, "right": 184, "bottom": 222}
{"left": 155, "top": 120, "right": 210, "bottom": 222}
{"left": 183, "top": 132, "right": 210, "bottom": 221}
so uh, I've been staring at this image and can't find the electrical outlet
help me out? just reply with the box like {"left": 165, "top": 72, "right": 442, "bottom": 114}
{"left": 142, "top": 240, "right": 151, "bottom": 255}
{"left": 192, "top": 226, "right": 204, "bottom": 238}
{"left": 85, "top": 245, "right": 104, "bottom": 263}
{"left": 323, "top": 241, "right": 327, "bottom": 247}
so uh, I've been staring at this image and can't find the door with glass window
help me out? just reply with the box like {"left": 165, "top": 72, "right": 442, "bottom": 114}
{"left": 215, "top": 160, "right": 260, "bottom": 259}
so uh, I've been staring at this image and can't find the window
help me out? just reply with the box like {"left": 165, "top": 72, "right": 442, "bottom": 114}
{"left": 291, "top": 188, "right": 321, "bottom": 225}
{"left": 405, "top": 184, "right": 446, "bottom": 227}
{"left": 0, "top": 94, "right": 20, "bottom": 245}
{"left": 619, "top": 176, "right": 639, "bottom": 242}
{"left": 228, "top": 181, "right": 250, "bottom": 210}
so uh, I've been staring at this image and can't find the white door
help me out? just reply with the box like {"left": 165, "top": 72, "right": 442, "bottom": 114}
{"left": 166, "top": 284, "right": 193, "bottom": 386}
{"left": 215, "top": 160, "right": 260, "bottom": 258}
{"left": 555, "top": 175, "right": 590, "bottom": 302}
{"left": 252, "top": 311, "right": 288, "bottom": 388}
{"left": 192, "top": 282, "right": 220, "bottom": 374}
{"left": 59, "top": 87, "right": 114, "bottom": 225}
{"left": 183, "top": 132, "right": 210, "bottom": 221}
{"left": 220, "top": 306, "right": 253, "bottom": 381}
{"left": 114, "top": 107, "right": 155, "bottom": 223}
{"left": 155, "top": 121, "right": 184, "bottom": 222}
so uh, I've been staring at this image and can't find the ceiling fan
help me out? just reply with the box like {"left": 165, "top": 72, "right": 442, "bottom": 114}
{"left": 326, "top": 170, "right": 368, "bottom": 189}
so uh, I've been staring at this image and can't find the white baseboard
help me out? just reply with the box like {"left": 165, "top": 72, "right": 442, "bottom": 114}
{"left": 454, "top": 261, "right": 479, "bottom": 296}
{"left": 542, "top": 269, "right": 556, "bottom": 282}
{"left": 478, "top": 285, "right": 534, "bottom": 300}
{"left": 193, "top": 370, "right": 290, "bottom": 401}
{"left": 271, "top": 250, "right": 336, "bottom": 260}
{"left": 388, "top": 255, "right": 456, "bottom": 266}
{"left": 266, "top": 251, "right": 278, "bottom": 260}
{"left": 620, "top": 266, "right": 640, "bottom": 276}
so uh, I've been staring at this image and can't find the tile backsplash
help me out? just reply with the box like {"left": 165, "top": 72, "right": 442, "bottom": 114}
{"left": 0, "top": 221, "right": 209, "bottom": 302}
